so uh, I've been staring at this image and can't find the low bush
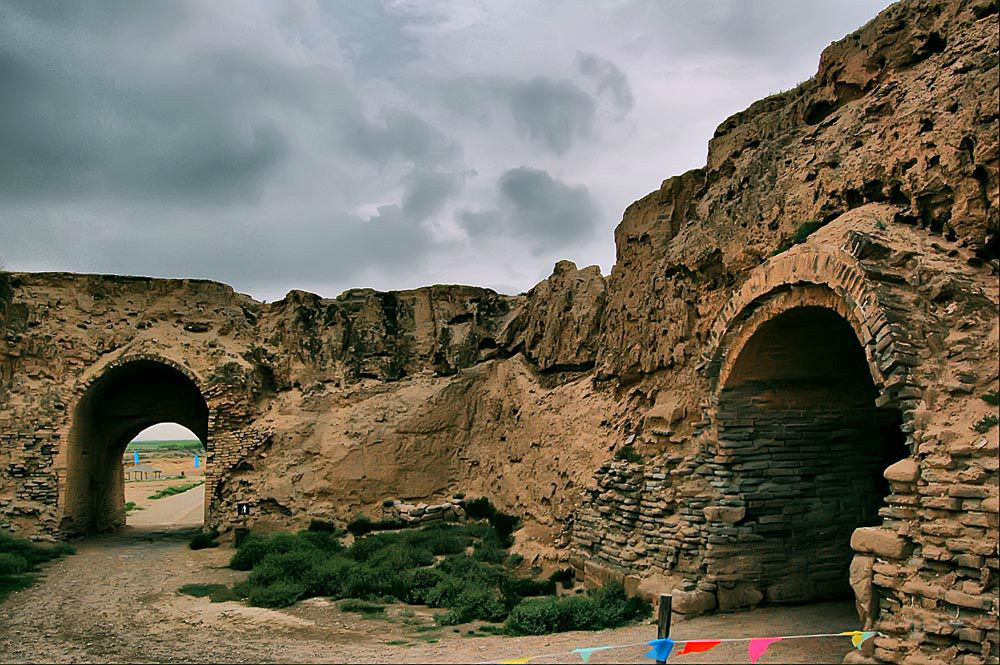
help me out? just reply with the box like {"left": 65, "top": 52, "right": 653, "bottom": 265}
{"left": 973, "top": 414, "right": 999, "bottom": 433}
{"left": 178, "top": 583, "right": 239, "bottom": 603}
{"left": 223, "top": 514, "right": 613, "bottom": 632}
{"left": 0, "top": 534, "right": 74, "bottom": 601}
{"left": 340, "top": 600, "right": 385, "bottom": 614}
{"left": 148, "top": 481, "right": 203, "bottom": 500}
{"left": 0, "top": 553, "right": 29, "bottom": 575}
{"left": 247, "top": 580, "right": 306, "bottom": 608}
{"left": 307, "top": 519, "right": 341, "bottom": 534}
{"left": 982, "top": 391, "right": 1000, "bottom": 407}
{"left": 346, "top": 516, "right": 405, "bottom": 537}
{"left": 503, "top": 583, "right": 650, "bottom": 636}
{"left": 188, "top": 531, "right": 219, "bottom": 550}
{"left": 614, "top": 444, "right": 643, "bottom": 464}
{"left": 773, "top": 220, "right": 825, "bottom": 255}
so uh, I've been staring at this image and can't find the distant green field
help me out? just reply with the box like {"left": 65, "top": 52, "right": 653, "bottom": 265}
{"left": 126, "top": 439, "right": 204, "bottom": 452}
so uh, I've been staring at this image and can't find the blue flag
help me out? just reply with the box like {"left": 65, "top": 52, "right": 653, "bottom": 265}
{"left": 645, "top": 638, "right": 675, "bottom": 662}
{"left": 194, "top": 454, "right": 200, "bottom": 469}
{"left": 134, "top": 451, "right": 139, "bottom": 465}
{"left": 573, "top": 646, "right": 615, "bottom": 663}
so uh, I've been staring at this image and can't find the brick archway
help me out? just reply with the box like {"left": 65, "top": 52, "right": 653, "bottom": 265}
{"left": 694, "top": 247, "right": 915, "bottom": 608}
{"left": 704, "top": 247, "right": 917, "bottom": 422}
{"left": 60, "top": 354, "right": 211, "bottom": 535}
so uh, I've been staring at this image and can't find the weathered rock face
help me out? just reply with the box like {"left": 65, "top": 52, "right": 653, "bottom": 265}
{"left": 598, "top": 0, "right": 998, "bottom": 382}
{"left": 1, "top": 1, "right": 998, "bottom": 663}
{"left": 499, "top": 260, "right": 606, "bottom": 372}
{"left": 0, "top": 270, "right": 616, "bottom": 538}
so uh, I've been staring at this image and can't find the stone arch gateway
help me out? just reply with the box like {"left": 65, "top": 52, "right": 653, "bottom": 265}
{"left": 61, "top": 357, "right": 210, "bottom": 535}
{"left": 708, "top": 299, "right": 907, "bottom": 604}
{"left": 698, "top": 249, "right": 912, "bottom": 606}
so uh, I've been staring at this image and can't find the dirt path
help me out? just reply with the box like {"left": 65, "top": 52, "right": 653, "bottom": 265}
{"left": 127, "top": 484, "right": 205, "bottom": 527}
{"left": 0, "top": 531, "right": 858, "bottom": 664}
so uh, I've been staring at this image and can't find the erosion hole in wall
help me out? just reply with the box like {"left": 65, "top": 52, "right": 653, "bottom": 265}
{"left": 712, "top": 305, "right": 906, "bottom": 603}
{"left": 63, "top": 360, "right": 208, "bottom": 535}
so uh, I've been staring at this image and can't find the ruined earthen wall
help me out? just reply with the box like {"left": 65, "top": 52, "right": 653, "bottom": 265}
{"left": 0, "top": 1, "right": 997, "bottom": 663}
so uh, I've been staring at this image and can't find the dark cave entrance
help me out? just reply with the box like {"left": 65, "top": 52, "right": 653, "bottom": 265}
{"left": 710, "top": 306, "right": 907, "bottom": 603}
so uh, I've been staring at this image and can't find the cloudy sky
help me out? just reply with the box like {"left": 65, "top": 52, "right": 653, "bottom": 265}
{"left": 1, "top": 0, "right": 895, "bottom": 304}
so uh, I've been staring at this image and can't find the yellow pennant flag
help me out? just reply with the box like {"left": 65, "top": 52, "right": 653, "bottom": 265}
{"left": 499, "top": 659, "right": 532, "bottom": 664}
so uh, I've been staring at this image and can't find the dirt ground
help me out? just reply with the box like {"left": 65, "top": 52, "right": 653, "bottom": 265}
{"left": 124, "top": 450, "right": 206, "bottom": 528}
{"left": 0, "top": 528, "right": 859, "bottom": 664}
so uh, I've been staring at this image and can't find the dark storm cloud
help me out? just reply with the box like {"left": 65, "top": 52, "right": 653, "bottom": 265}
{"left": 576, "top": 53, "right": 633, "bottom": 113}
{"left": 0, "top": 4, "right": 295, "bottom": 204}
{"left": 442, "top": 76, "right": 596, "bottom": 154}
{"left": 401, "top": 170, "right": 465, "bottom": 221}
{"left": 0, "top": 0, "right": 894, "bottom": 298}
{"left": 346, "top": 109, "right": 459, "bottom": 168}
{"left": 458, "top": 167, "right": 599, "bottom": 254}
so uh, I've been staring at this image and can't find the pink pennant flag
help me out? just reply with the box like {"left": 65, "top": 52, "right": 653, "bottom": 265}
{"left": 748, "top": 637, "right": 782, "bottom": 664}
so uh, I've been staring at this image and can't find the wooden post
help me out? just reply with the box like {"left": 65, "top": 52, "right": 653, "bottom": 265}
{"left": 656, "top": 594, "right": 672, "bottom": 663}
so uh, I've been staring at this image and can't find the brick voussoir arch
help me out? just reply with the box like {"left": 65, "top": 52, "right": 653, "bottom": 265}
{"left": 67, "top": 350, "right": 218, "bottom": 449}
{"left": 703, "top": 246, "right": 918, "bottom": 431}
{"left": 75, "top": 351, "right": 207, "bottom": 395}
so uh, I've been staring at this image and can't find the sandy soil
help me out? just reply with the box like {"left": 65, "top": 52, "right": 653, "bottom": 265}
{"left": 124, "top": 449, "right": 206, "bottom": 527}
{"left": 127, "top": 484, "right": 205, "bottom": 527}
{"left": 0, "top": 529, "right": 858, "bottom": 664}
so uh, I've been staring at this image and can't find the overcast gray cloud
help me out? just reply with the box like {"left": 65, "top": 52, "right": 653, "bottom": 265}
{"left": 459, "top": 167, "right": 599, "bottom": 254}
{"left": 0, "top": 0, "right": 894, "bottom": 301}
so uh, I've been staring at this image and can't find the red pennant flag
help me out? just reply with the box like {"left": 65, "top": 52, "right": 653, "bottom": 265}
{"left": 678, "top": 641, "right": 721, "bottom": 655}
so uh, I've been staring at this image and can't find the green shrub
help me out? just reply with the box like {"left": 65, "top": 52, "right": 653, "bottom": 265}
{"left": 974, "top": 414, "right": 999, "bottom": 433}
{"left": 464, "top": 498, "right": 495, "bottom": 520}
{"left": 773, "top": 220, "right": 825, "bottom": 255}
{"left": 367, "top": 543, "right": 434, "bottom": 569}
{"left": 229, "top": 532, "right": 302, "bottom": 570}
{"left": 982, "top": 391, "right": 1000, "bottom": 407}
{"left": 439, "top": 585, "right": 507, "bottom": 625}
{"left": 614, "top": 444, "right": 643, "bottom": 464}
{"left": 247, "top": 580, "right": 306, "bottom": 608}
{"left": 503, "top": 583, "right": 650, "bottom": 636}
{"left": 178, "top": 583, "right": 239, "bottom": 603}
{"left": 147, "top": 481, "right": 203, "bottom": 500}
{"left": 304, "top": 556, "right": 354, "bottom": 597}
{"left": 307, "top": 519, "right": 341, "bottom": 534}
{"left": 297, "top": 530, "right": 344, "bottom": 554}
{"left": 342, "top": 562, "right": 403, "bottom": 600}
{"left": 188, "top": 531, "right": 219, "bottom": 550}
{"left": 401, "top": 568, "right": 445, "bottom": 604}
{"left": 340, "top": 600, "right": 386, "bottom": 614}
{"left": 0, "top": 534, "right": 75, "bottom": 567}
{"left": 346, "top": 516, "right": 405, "bottom": 537}
{"left": 507, "top": 577, "right": 556, "bottom": 598}
{"left": 124, "top": 501, "right": 142, "bottom": 514}
{"left": 0, "top": 553, "right": 29, "bottom": 575}
{"left": 0, "top": 535, "right": 74, "bottom": 601}
{"left": 472, "top": 542, "right": 506, "bottom": 564}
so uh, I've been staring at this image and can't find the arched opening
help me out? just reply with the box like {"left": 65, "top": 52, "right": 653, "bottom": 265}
{"left": 124, "top": 423, "right": 206, "bottom": 528}
{"left": 712, "top": 306, "right": 906, "bottom": 603}
{"left": 63, "top": 360, "right": 209, "bottom": 535}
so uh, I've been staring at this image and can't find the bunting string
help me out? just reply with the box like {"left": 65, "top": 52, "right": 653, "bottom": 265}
{"left": 482, "top": 630, "right": 879, "bottom": 664}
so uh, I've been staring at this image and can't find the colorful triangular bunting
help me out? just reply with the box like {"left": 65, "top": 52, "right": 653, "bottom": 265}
{"left": 748, "top": 637, "right": 782, "bottom": 664}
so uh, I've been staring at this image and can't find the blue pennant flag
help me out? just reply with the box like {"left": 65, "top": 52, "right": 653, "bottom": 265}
{"left": 134, "top": 451, "right": 139, "bottom": 465}
{"left": 645, "top": 638, "right": 675, "bottom": 662}
{"left": 573, "top": 646, "right": 615, "bottom": 663}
